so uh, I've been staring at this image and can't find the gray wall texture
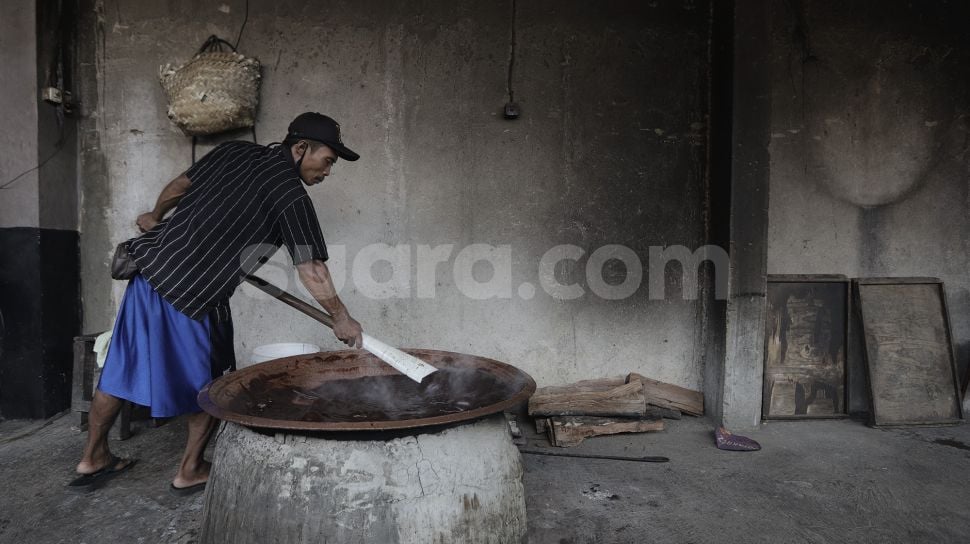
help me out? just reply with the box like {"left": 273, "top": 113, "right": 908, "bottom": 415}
{"left": 0, "top": 0, "right": 82, "bottom": 418}
{"left": 767, "top": 1, "right": 970, "bottom": 409}
{"left": 0, "top": 0, "right": 40, "bottom": 228}
{"left": 0, "top": 0, "right": 78, "bottom": 231}
{"left": 78, "top": 0, "right": 716, "bottom": 388}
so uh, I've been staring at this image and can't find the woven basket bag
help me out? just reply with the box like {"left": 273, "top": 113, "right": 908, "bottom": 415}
{"left": 159, "top": 36, "right": 261, "bottom": 136}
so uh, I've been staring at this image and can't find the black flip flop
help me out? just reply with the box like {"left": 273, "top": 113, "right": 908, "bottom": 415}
{"left": 67, "top": 456, "right": 138, "bottom": 492}
{"left": 169, "top": 481, "right": 207, "bottom": 497}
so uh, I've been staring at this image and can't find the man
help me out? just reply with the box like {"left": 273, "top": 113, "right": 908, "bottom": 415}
{"left": 69, "top": 112, "right": 363, "bottom": 494}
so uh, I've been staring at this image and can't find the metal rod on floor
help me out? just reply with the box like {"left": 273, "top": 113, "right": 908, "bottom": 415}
{"left": 518, "top": 448, "right": 669, "bottom": 463}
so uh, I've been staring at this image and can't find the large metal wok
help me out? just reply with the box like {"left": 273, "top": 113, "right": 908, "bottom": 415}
{"left": 198, "top": 348, "right": 536, "bottom": 431}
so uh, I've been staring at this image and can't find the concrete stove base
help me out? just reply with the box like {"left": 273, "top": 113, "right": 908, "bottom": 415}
{"left": 199, "top": 414, "right": 527, "bottom": 544}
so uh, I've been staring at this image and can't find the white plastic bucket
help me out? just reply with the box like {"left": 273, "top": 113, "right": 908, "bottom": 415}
{"left": 250, "top": 343, "right": 320, "bottom": 365}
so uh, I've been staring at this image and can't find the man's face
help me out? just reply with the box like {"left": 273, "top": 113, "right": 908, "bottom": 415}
{"left": 297, "top": 142, "right": 338, "bottom": 186}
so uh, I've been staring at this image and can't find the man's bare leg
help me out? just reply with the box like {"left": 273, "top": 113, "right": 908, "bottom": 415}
{"left": 76, "top": 389, "right": 128, "bottom": 474}
{"left": 172, "top": 411, "right": 218, "bottom": 488}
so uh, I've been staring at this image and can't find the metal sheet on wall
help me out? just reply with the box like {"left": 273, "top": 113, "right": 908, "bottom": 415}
{"left": 855, "top": 278, "right": 963, "bottom": 427}
{"left": 763, "top": 275, "right": 849, "bottom": 419}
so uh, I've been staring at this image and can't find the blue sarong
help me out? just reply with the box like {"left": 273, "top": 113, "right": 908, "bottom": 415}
{"left": 98, "top": 274, "right": 235, "bottom": 417}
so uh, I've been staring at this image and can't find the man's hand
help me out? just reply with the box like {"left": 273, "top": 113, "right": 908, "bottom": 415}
{"left": 296, "top": 259, "right": 363, "bottom": 349}
{"left": 136, "top": 212, "right": 159, "bottom": 233}
{"left": 332, "top": 311, "right": 363, "bottom": 349}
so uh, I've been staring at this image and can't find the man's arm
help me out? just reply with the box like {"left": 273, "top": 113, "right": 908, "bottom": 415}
{"left": 296, "top": 259, "right": 364, "bottom": 348}
{"left": 136, "top": 173, "right": 192, "bottom": 232}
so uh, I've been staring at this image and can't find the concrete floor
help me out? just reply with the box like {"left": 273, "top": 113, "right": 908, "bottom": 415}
{"left": 1, "top": 413, "right": 969, "bottom": 543}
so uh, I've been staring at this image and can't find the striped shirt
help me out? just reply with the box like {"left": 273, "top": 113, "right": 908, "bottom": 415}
{"left": 128, "top": 141, "right": 329, "bottom": 321}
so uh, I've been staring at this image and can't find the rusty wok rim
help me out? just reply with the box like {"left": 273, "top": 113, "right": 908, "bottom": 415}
{"left": 198, "top": 348, "right": 536, "bottom": 431}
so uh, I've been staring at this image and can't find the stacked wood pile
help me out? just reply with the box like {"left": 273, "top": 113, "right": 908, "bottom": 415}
{"left": 528, "top": 373, "right": 703, "bottom": 447}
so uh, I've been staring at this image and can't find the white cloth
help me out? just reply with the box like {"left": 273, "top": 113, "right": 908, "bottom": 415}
{"left": 93, "top": 327, "right": 113, "bottom": 368}
{"left": 360, "top": 333, "right": 437, "bottom": 383}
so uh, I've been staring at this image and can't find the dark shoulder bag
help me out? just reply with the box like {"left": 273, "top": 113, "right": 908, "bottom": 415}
{"left": 110, "top": 240, "right": 139, "bottom": 280}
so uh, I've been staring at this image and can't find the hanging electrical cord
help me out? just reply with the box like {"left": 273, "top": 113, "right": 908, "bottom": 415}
{"left": 238, "top": 0, "right": 257, "bottom": 146}
{"left": 191, "top": 0, "right": 254, "bottom": 164}
{"left": 234, "top": 0, "right": 249, "bottom": 50}
{"left": 0, "top": 0, "right": 68, "bottom": 190}
{"left": 507, "top": 0, "right": 517, "bottom": 103}
{"left": 503, "top": 0, "right": 520, "bottom": 119}
{"left": 0, "top": 144, "right": 65, "bottom": 190}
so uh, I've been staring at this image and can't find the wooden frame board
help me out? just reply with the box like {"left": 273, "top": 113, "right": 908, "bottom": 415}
{"left": 763, "top": 275, "right": 849, "bottom": 420}
{"left": 854, "top": 278, "right": 964, "bottom": 427}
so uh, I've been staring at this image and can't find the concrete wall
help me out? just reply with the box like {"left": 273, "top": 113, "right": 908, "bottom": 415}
{"left": 36, "top": 0, "right": 80, "bottom": 231}
{"left": 767, "top": 1, "right": 970, "bottom": 408}
{"left": 0, "top": 0, "right": 81, "bottom": 418}
{"left": 78, "top": 0, "right": 715, "bottom": 388}
{"left": 0, "top": 0, "right": 80, "bottom": 232}
{"left": 0, "top": 0, "right": 40, "bottom": 228}
{"left": 718, "top": 0, "right": 772, "bottom": 429}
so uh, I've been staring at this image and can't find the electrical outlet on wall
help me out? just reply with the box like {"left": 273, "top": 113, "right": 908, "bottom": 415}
{"left": 42, "top": 87, "right": 63, "bottom": 104}
{"left": 503, "top": 101, "right": 520, "bottom": 120}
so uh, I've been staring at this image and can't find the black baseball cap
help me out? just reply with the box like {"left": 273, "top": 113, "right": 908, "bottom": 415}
{"left": 286, "top": 112, "right": 360, "bottom": 161}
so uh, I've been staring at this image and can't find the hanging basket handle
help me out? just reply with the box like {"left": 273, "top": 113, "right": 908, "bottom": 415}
{"left": 197, "top": 34, "right": 237, "bottom": 54}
